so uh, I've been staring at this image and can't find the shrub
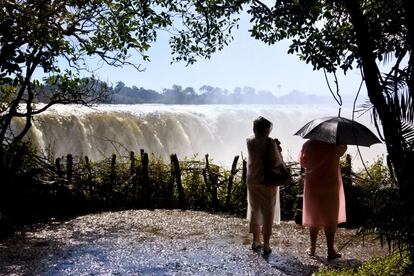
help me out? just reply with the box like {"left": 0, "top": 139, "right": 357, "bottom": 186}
{"left": 315, "top": 252, "right": 410, "bottom": 276}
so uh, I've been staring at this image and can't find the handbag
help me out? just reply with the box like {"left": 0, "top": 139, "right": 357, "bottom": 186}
{"left": 261, "top": 138, "right": 291, "bottom": 186}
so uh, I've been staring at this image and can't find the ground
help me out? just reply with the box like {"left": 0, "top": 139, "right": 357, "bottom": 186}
{"left": 0, "top": 210, "right": 387, "bottom": 275}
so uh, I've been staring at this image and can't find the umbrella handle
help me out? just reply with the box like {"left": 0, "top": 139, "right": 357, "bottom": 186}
{"left": 338, "top": 107, "right": 341, "bottom": 117}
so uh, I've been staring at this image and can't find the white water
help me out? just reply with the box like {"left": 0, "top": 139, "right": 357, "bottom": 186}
{"left": 17, "top": 104, "right": 386, "bottom": 170}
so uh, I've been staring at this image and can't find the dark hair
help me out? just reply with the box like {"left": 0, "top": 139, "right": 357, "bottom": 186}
{"left": 253, "top": 116, "right": 273, "bottom": 136}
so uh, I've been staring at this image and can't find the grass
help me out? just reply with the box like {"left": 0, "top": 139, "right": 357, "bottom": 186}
{"left": 315, "top": 252, "right": 411, "bottom": 276}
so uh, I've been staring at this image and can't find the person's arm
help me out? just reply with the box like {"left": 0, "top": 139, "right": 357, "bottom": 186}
{"left": 274, "top": 138, "right": 282, "bottom": 152}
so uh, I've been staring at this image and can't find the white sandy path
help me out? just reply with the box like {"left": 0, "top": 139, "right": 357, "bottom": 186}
{"left": 0, "top": 210, "right": 387, "bottom": 275}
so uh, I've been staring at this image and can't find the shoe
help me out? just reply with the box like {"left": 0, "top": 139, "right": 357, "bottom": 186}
{"left": 327, "top": 252, "right": 342, "bottom": 260}
{"left": 263, "top": 246, "right": 272, "bottom": 255}
{"left": 306, "top": 248, "right": 315, "bottom": 257}
{"left": 251, "top": 242, "right": 262, "bottom": 251}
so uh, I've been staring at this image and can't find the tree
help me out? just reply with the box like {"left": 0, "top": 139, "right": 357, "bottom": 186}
{"left": 0, "top": 0, "right": 175, "bottom": 151}
{"left": 162, "top": 84, "right": 184, "bottom": 104}
{"left": 0, "top": 0, "right": 241, "bottom": 150}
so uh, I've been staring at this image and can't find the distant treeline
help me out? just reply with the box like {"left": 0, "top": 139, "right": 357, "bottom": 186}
{"left": 36, "top": 79, "right": 360, "bottom": 105}
{"left": 108, "top": 82, "right": 337, "bottom": 105}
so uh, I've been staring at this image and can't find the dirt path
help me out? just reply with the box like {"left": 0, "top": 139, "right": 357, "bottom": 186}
{"left": 0, "top": 210, "right": 387, "bottom": 275}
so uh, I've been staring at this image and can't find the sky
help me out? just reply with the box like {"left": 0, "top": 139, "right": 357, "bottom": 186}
{"left": 78, "top": 12, "right": 368, "bottom": 100}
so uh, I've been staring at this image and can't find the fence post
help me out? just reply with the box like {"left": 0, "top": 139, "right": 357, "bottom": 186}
{"left": 200, "top": 173, "right": 205, "bottom": 210}
{"left": 204, "top": 154, "right": 219, "bottom": 210}
{"left": 55, "top": 157, "right": 63, "bottom": 179}
{"left": 171, "top": 154, "right": 186, "bottom": 209}
{"left": 66, "top": 154, "right": 73, "bottom": 182}
{"left": 202, "top": 154, "right": 209, "bottom": 209}
{"left": 167, "top": 159, "right": 175, "bottom": 208}
{"left": 241, "top": 158, "right": 247, "bottom": 205}
{"left": 242, "top": 158, "right": 247, "bottom": 188}
{"left": 225, "top": 155, "right": 239, "bottom": 211}
{"left": 110, "top": 154, "right": 117, "bottom": 187}
{"left": 129, "top": 151, "right": 135, "bottom": 176}
{"left": 141, "top": 151, "right": 151, "bottom": 207}
{"left": 294, "top": 167, "right": 305, "bottom": 225}
{"left": 85, "top": 156, "right": 93, "bottom": 197}
{"left": 133, "top": 153, "right": 140, "bottom": 206}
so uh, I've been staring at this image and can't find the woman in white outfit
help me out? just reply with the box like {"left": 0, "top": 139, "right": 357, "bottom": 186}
{"left": 246, "top": 116, "right": 282, "bottom": 254}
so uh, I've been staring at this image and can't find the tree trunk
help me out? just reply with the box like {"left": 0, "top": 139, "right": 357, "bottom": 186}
{"left": 0, "top": 50, "right": 39, "bottom": 146}
{"left": 402, "top": 0, "right": 414, "bottom": 95}
{"left": 344, "top": 0, "right": 414, "bottom": 262}
{"left": 344, "top": 0, "right": 407, "bottom": 186}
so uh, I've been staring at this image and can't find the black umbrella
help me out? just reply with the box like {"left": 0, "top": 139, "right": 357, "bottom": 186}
{"left": 294, "top": 116, "right": 382, "bottom": 147}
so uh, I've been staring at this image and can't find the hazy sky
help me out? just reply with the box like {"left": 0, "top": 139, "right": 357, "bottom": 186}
{"left": 80, "top": 12, "right": 369, "bottom": 99}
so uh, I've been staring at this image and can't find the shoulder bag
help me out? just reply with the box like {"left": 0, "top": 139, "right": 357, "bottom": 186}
{"left": 261, "top": 137, "right": 291, "bottom": 186}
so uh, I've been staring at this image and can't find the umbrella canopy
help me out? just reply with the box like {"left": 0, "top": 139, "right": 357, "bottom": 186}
{"left": 294, "top": 116, "right": 382, "bottom": 147}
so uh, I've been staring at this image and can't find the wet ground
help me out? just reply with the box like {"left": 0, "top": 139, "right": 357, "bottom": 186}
{"left": 0, "top": 210, "right": 387, "bottom": 275}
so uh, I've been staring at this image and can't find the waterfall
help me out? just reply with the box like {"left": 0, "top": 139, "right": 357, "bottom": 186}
{"left": 17, "top": 104, "right": 386, "bottom": 169}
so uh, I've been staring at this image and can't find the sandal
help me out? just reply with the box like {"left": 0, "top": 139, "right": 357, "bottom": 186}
{"left": 263, "top": 246, "right": 272, "bottom": 255}
{"left": 327, "top": 252, "right": 342, "bottom": 260}
{"left": 251, "top": 242, "right": 262, "bottom": 251}
{"left": 306, "top": 248, "right": 315, "bottom": 257}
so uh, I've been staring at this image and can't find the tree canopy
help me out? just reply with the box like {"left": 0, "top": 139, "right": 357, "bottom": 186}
{"left": 0, "top": 0, "right": 246, "bottom": 146}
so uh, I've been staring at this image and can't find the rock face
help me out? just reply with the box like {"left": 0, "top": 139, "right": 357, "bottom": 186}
{"left": 0, "top": 210, "right": 387, "bottom": 275}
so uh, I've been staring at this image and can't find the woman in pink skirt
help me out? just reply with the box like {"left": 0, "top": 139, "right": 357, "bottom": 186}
{"left": 299, "top": 139, "right": 347, "bottom": 260}
{"left": 246, "top": 116, "right": 283, "bottom": 254}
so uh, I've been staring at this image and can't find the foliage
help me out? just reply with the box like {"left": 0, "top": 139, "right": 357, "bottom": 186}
{"left": 315, "top": 252, "right": 410, "bottom": 276}
{"left": 327, "top": 155, "right": 411, "bottom": 276}
{"left": 96, "top": 81, "right": 346, "bottom": 105}
{"left": 0, "top": 2, "right": 107, "bottom": 148}
{"left": 0, "top": 142, "right": 61, "bottom": 225}
{"left": 279, "top": 162, "right": 302, "bottom": 221}
{"left": 340, "top": 156, "right": 413, "bottom": 259}
{"left": 0, "top": 140, "right": 307, "bottom": 238}
{"left": 248, "top": 1, "right": 407, "bottom": 73}
{"left": 354, "top": 156, "right": 395, "bottom": 188}
{"left": 0, "top": 0, "right": 241, "bottom": 149}
{"left": 81, "top": 80, "right": 367, "bottom": 105}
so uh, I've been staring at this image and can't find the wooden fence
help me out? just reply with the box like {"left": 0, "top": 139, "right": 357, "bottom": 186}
{"left": 52, "top": 149, "right": 250, "bottom": 213}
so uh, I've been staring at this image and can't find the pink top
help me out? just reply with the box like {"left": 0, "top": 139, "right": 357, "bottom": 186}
{"left": 299, "top": 140, "right": 347, "bottom": 228}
